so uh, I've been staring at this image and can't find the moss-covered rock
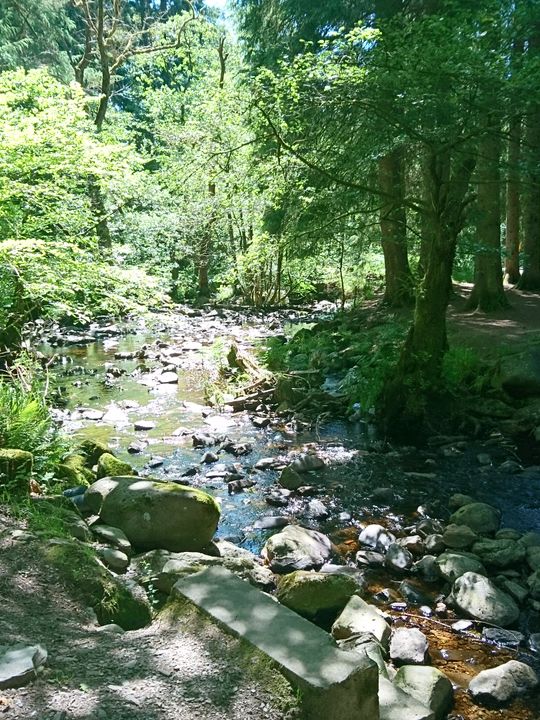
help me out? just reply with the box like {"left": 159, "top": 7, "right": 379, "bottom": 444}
{"left": 42, "top": 539, "right": 151, "bottom": 630}
{"left": 84, "top": 476, "right": 220, "bottom": 552}
{"left": 276, "top": 570, "right": 358, "bottom": 621}
{"left": 56, "top": 454, "right": 95, "bottom": 486}
{"left": 78, "top": 439, "right": 113, "bottom": 468}
{"left": 0, "top": 449, "right": 33, "bottom": 489}
{"left": 96, "top": 453, "right": 136, "bottom": 480}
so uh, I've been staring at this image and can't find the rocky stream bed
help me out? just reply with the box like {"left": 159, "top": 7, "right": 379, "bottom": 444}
{"left": 3, "top": 306, "right": 540, "bottom": 719}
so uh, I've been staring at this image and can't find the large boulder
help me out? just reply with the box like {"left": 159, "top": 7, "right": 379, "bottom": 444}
{"left": 468, "top": 660, "right": 538, "bottom": 707}
{"left": 261, "top": 525, "right": 333, "bottom": 573}
{"left": 276, "top": 571, "right": 357, "bottom": 620}
{"left": 394, "top": 666, "right": 453, "bottom": 720}
{"left": 448, "top": 503, "right": 500, "bottom": 535}
{"left": 84, "top": 476, "right": 220, "bottom": 552}
{"left": 450, "top": 572, "right": 519, "bottom": 627}
{"left": 332, "top": 595, "right": 391, "bottom": 648}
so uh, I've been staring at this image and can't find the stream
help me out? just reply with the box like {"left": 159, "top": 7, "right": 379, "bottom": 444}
{"left": 39, "top": 306, "right": 540, "bottom": 719}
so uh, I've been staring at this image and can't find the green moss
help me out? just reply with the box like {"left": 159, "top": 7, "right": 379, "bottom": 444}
{"left": 78, "top": 439, "right": 114, "bottom": 467}
{"left": 96, "top": 453, "right": 136, "bottom": 480}
{"left": 0, "top": 448, "right": 33, "bottom": 490}
{"left": 42, "top": 539, "right": 152, "bottom": 630}
{"left": 56, "top": 453, "right": 94, "bottom": 486}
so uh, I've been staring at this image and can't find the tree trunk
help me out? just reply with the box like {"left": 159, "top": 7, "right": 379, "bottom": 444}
{"left": 378, "top": 148, "right": 476, "bottom": 438}
{"left": 378, "top": 149, "right": 414, "bottom": 307}
{"left": 87, "top": 174, "right": 112, "bottom": 251}
{"left": 197, "top": 181, "right": 216, "bottom": 299}
{"left": 467, "top": 124, "right": 507, "bottom": 311}
{"left": 505, "top": 114, "right": 521, "bottom": 284}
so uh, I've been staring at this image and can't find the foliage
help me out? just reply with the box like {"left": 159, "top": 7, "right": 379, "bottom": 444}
{"left": 0, "top": 364, "right": 68, "bottom": 476}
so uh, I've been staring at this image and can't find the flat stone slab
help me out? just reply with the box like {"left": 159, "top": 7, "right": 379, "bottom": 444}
{"left": 0, "top": 644, "right": 47, "bottom": 689}
{"left": 172, "top": 566, "right": 379, "bottom": 720}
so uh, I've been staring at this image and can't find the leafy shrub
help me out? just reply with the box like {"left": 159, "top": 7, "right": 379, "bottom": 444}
{"left": 0, "top": 368, "right": 67, "bottom": 475}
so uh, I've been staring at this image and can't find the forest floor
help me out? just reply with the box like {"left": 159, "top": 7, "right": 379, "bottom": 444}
{"left": 447, "top": 284, "right": 540, "bottom": 353}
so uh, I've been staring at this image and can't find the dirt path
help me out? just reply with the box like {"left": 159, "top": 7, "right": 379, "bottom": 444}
{"left": 447, "top": 284, "right": 540, "bottom": 355}
{"left": 0, "top": 512, "right": 297, "bottom": 720}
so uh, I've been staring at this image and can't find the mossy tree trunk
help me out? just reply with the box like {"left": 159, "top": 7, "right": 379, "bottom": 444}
{"left": 378, "top": 147, "right": 475, "bottom": 438}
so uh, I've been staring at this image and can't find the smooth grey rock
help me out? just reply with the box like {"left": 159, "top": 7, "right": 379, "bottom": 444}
{"left": 435, "top": 551, "right": 485, "bottom": 583}
{"left": 495, "top": 577, "right": 529, "bottom": 604}
{"left": 394, "top": 666, "right": 453, "bottom": 720}
{"left": 424, "top": 535, "right": 445, "bottom": 554}
{"left": 172, "top": 567, "right": 379, "bottom": 720}
{"left": 449, "top": 502, "right": 500, "bottom": 535}
{"left": 398, "top": 535, "right": 425, "bottom": 556}
{"left": 359, "top": 524, "right": 396, "bottom": 552}
{"left": 389, "top": 628, "right": 429, "bottom": 666}
{"left": 91, "top": 524, "right": 132, "bottom": 553}
{"left": 385, "top": 543, "right": 414, "bottom": 572}
{"left": 159, "top": 371, "right": 178, "bottom": 384}
{"left": 0, "top": 644, "right": 47, "bottom": 689}
{"left": 262, "top": 525, "right": 332, "bottom": 573}
{"left": 468, "top": 660, "right": 538, "bottom": 706}
{"left": 98, "top": 547, "right": 129, "bottom": 573}
{"left": 133, "top": 420, "right": 155, "bottom": 431}
{"left": 332, "top": 595, "right": 391, "bottom": 648}
{"left": 356, "top": 550, "right": 385, "bottom": 567}
{"left": 379, "top": 676, "right": 435, "bottom": 720}
{"left": 451, "top": 572, "right": 519, "bottom": 627}
{"left": 155, "top": 551, "right": 275, "bottom": 593}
